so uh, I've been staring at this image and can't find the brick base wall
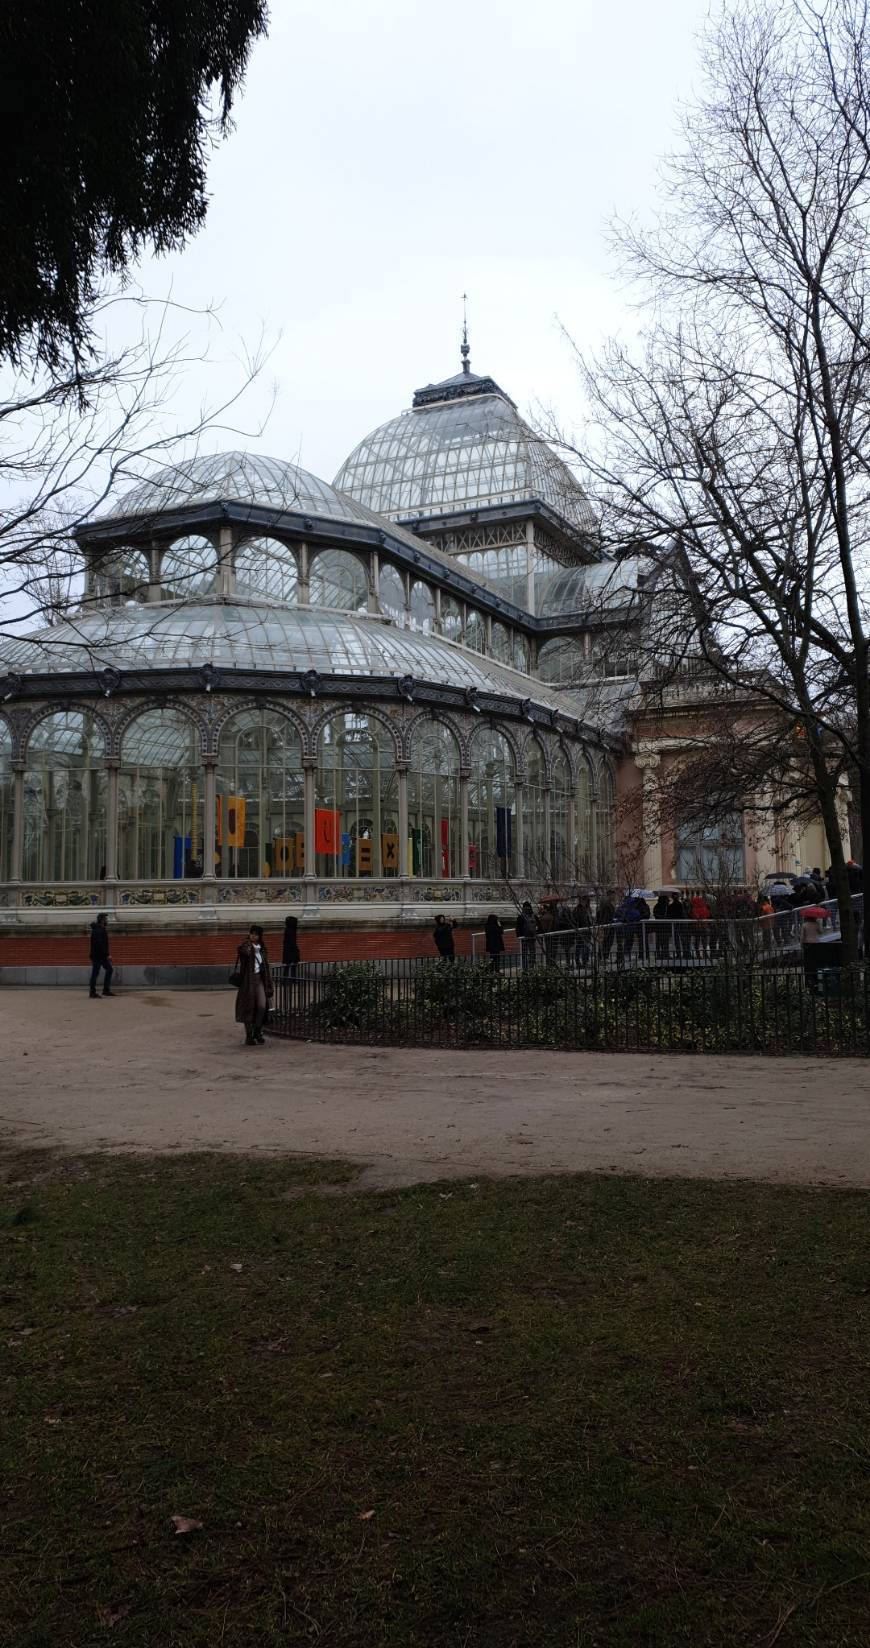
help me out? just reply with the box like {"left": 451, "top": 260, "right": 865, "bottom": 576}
{"left": 0, "top": 924, "right": 481, "bottom": 968}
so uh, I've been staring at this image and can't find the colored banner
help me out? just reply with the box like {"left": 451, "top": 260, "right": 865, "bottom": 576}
{"left": 357, "top": 836, "right": 373, "bottom": 874}
{"left": 226, "top": 795, "right": 246, "bottom": 849}
{"left": 273, "top": 836, "right": 294, "bottom": 873}
{"left": 295, "top": 831, "right": 305, "bottom": 873}
{"left": 440, "top": 817, "right": 450, "bottom": 877}
{"left": 315, "top": 807, "right": 341, "bottom": 855}
{"left": 382, "top": 832, "right": 399, "bottom": 873}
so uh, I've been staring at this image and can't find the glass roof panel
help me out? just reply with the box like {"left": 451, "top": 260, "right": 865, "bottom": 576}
{"left": 0, "top": 600, "right": 594, "bottom": 723}
{"left": 335, "top": 393, "right": 597, "bottom": 535}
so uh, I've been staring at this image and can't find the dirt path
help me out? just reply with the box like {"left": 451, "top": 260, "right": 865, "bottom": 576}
{"left": 1, "top": 989, "right": 868, "bottom": 1189}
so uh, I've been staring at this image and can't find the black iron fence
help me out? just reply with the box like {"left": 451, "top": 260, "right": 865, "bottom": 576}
{"left": 270, "top": 954, "right": 870, "bottom": 1056}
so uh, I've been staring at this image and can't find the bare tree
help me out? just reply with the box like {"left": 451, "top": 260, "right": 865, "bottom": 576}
{"left": 0, "top": 292, "right": 273, "bottom": 644}
{"left": 553, "top": 0, "right": 870, "bottom": 955}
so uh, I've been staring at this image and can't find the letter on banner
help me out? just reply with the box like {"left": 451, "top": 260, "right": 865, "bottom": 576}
{"left": 314, "top": 808, "right": 341, "bottom": 855}
{"left": 226, "top": 796, "right": 246, "bottom": 849}
{"left": 273, "top": 836, "right": 293, "bottom": 873}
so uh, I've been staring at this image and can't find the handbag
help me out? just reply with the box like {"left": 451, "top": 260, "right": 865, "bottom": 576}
{"left": 228, "top": 966, "right": 241, "bottom": 987}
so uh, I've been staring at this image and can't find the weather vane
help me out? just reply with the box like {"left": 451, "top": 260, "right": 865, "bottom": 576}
{"left": 460, "top": 292, "right": 470, "bottom": 374}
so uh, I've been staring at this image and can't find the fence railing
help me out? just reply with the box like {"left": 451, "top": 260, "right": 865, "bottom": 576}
{"left": 468, "top": 895, "right": 863, "bottom": 973}
{"left": 270, "top": 952, "right": 870, "bottom": 1056}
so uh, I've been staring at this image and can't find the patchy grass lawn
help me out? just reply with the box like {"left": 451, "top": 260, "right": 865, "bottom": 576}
{"left": 1, "top": 1151, "right": 869, "bottom": 1648}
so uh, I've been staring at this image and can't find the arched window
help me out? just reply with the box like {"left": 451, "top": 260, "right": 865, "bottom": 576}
{"left": 464, "top": 610, "right": 486, "bottom": 653}
{"left": 550, "top": 752, "right": 573, "bottom": 882}
{"left": 216, "top": 709, "right": 303, "bottom": 879}
{"left": 316, "top": 712, "right": 397, "bottom": 878}
{"left": 378, "top": 562, "right": 406, "bottom": 623}
{"left": 522, "top": 740, "right": 548, "bottom": 878}
{"left": 512, "top": 633, "right": 530, "bottom": 674}
{"left": 595, "top": 765, "right": 616, "bottom": 884}
{"left": 537, "top": 636, "right": 584, "bottom": 686}
{"left": 234, "top": 537, "right": 298, "bottom": 604}
{"left": 308, "top": 549, "right": 368, "bottom": 611}
{"left": 468, "top": 726, "right": 515, "bottom": 879}
{"left": 408, "top": 580, "right": 435, "bottom": 634}
{"left": 23, "top": 711, "right": 107, "bottom": 882}
{"left": 93, "top": 546, "right": 150, "bottom": 603}
{"left": 440, "top": 595, "right": 462, "bottom": 642}
{"left": 118, "top": 709, "right": 203, "bottom": 880}
{"left": 0, "top": 720, "right": 13, "bottom": 882}
{"left": 576, "top": 755, "right": 594, "bottom": 881}
{"left": 160, "top": 535, "right": 218, "bottom": 598}
{"left": 490, "top": 622, "right": 512, "bottom": 664}
{"left": 408, "top": 721, "right": 461, "bottom": 878}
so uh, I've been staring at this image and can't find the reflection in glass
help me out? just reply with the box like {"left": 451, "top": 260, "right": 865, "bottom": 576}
{"left": 23, "top": 711, "right": 107, "bottom": 881}
{"left": 408, "top": 721, "right": 461, "bottom": 877}
{"left": 316, "top": 713, "right": 397, "bottom": 878}
{"left": 234, "top": 537, "right": 298, "bottom": 604}
{"left": 309, "top": 549, "right": 368, "bottom": 611}
{"left": 118, "top": 709, "right": 203, "bottom": 880}
{"left": 217, "top": 709, "right": 303, "bottom": 879}
{"left": 468, "top": 726, "right": 515, "bottom": 878}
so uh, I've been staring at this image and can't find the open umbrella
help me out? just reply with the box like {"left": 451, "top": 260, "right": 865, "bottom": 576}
{"left": 800, "top": 906, "right": 829, "bottom": 920}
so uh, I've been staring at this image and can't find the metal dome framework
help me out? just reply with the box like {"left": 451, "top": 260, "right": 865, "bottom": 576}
{"left": 0, "top": 445, "right": 621, "bottom": 923}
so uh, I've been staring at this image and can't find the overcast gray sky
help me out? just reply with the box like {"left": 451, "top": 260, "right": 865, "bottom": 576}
{"left": 121, "top": 0, "right": 712, "bottom": 485}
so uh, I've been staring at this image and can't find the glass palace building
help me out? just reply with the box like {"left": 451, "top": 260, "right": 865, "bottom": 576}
{"left": 0, "top": 353, "right": 635, "bottom": 947}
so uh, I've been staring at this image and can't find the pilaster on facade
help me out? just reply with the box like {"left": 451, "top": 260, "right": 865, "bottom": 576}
{"left": 396, "top": 762, "right": 409, "bottom": 877}
{"left": 634, "top": 751, "right": 663, "bottom": 890}
{"left": 302, "top": 756, "right": 316, "bottom": 878}
{"left": 104, "top": 758, "right": 120, "bottom": 882}
{"left": 10, "top": 760, "right": 24, "bottom": 883}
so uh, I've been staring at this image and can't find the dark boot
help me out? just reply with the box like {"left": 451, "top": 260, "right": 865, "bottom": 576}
{"left": 102, "top": 990, "right": 115, "bottom": 997}
{"left": 89, "top": 990, "right": 98, "bottom": 998}
{"left": 254, "top": 1027, "right": 265, "bottom": 1044}
{"left": 244, "top": 1027, "right": 255, "bottom": 1045}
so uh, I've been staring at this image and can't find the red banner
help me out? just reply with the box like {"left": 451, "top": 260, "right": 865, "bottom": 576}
{"left": 314, "top": 808, "right": 341, "bottom": 855}
{"left": 440, "top": 818, "right": 450, "bottom": 877}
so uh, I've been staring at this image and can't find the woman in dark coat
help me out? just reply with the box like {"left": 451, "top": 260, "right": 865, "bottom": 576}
{"left": 484, "top": 912, "right": 505, "bottom": 971}
{"left": 433, "top": 914, "right": 457, "bottom": 960}
{"left": 282, "top": 915, "right": 301, "bottom": 980}
{"left": 234, "top": 924, "right": 273, "bottom": 1046}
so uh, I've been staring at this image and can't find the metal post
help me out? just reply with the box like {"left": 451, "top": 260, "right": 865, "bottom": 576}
{"left": 397, "top": 762, "right": 409, "bottom": 877}
{"left": 104, "top": 759, "right": 119, "bottom": 882}
{"left": 10, "top": 761, "right": 24, "bottom": 883}
{"left": 460, "top": 769, "right": 470, "bottom": 879}
{"left": 202, "top": 758, "right": 217, "bottom": 881}
{"left": 303, "top": 756, "right": 316, "bottom": 879}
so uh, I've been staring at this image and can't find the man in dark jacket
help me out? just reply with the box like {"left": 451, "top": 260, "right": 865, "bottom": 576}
{"left": 652, "top": 891, "right": 671, "bottom": 962}
{"left": 515, "top": 902, "right": 538, "bottom": 970}
{"left": 89, "top": 913, "right": 114, "bottom": 998}
{"left": 433, "top": 914, "right": 457, "bottom": 960}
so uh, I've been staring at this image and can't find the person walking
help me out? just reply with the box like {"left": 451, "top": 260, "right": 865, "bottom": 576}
{"left": 433, "top": 914, "right": 457, "bottom": 961}
{"left": 515, "top": 901, "right": 538, "bottom": 970}
{"left": 88, "top": 912, "right": 114, "bottom": 998}
{"left": 484, "top": 912, "right": 505, "bottom": 971}
{"left": 652, "top": 891, "right": 671, "bottom": 963}
{"left": 233, "top": 924, "right": 273, "bottom": 1046}
{"left": 689, "top": 891, "right": 712, "bottom": 959}
{"left": 596, "top": 890, "right": 616, "bottom": 963}
{"left": 572, "top": 894, "right": 592, "bottom": 968}
{"left": 282, "top": 915, "right": 301, "bottom": 981}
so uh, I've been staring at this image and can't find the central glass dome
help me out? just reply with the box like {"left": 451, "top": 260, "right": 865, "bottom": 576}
{"left": 334, "top": 368, "right": 597, "bottom": 535}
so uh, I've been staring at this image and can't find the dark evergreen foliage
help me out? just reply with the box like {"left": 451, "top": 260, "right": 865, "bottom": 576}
{"left": 0, "top": 2, "right": 269, "bottom": 372}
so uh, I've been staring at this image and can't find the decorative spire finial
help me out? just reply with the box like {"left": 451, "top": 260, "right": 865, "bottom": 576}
{"left": 460, "top": 291, "right": 470, "bottom": 374}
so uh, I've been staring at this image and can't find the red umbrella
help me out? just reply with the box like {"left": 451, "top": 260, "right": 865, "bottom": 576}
{"left": 800, "top": 906, "right": 829, "bottom": 919}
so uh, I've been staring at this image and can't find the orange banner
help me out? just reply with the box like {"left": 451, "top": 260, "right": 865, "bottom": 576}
{"left": 315, "top": 808, "right": 341, "bottom": 855}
